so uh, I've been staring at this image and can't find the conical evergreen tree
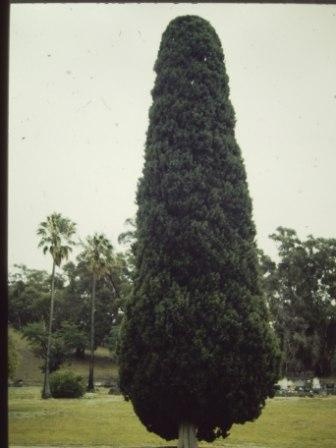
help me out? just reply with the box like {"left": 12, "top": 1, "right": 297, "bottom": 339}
{"left": 119, "top": 15, "right": 280, "bottom": 443}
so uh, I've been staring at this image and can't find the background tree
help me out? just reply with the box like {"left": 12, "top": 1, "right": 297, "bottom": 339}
{"left": 78, "top": 233, "right": 113, "bottom": 391}
{"left": 37, "top": 212, "right": 76, "bottom": 398}
{"left": 22, "top": 321, "right": 85, "bottom": 373}
{"left": 260, "top": 227, "right": 336, "bottom": 377}
{"left": 8, "top": 328, "right": 19, "bottom": 380}
{"left": 8, "top": 257, "right": 129, "bottom": 365}
{"left": 118, "top": 218, "right": 136, "bottom": 246}
{"left": 117, "top": 218, "right": 137, "bottom": 307}
{"left": 60, "top": 256, "right": 127, "bottom": 359}
{"left": 8, "top": 265, "right": 53, "bottom": 330}
{"left": 119, "top": 15, "right": 280, "bottom": 447}
{"left": 56, "top": 261, "right": 89, "bottom": 358}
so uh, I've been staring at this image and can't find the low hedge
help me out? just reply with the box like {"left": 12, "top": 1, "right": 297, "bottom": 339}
{"left": 50, "top": 370, "right": 85, "bottom": 398}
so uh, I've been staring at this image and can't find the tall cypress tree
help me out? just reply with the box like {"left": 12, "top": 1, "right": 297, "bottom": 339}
{"left": 119, "top": 15, "right": 280, "bottom": 445}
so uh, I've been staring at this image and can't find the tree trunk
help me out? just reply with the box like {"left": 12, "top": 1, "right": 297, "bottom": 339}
{"left": 42, "top": 260, "right": 56, "bottom": 399}
{"left": 75, "top": 346, "right": 85, "bottom": 359}
{"left": 178, "top": 423, "right": 197, "bottom": 448}
{"left": 87, "top": 273, "right": 96, "bottom": 391}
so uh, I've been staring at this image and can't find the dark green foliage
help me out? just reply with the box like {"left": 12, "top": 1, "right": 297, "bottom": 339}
{"left": 22, "top": 321, "right": 86, "bottom": 373}
{"left": 119, "top": 15, "right": 280, "bottom": 442}
{"left": 8, "top": 255, "right": 130, "bottom": 359}
{"left": 60, "top": 254, "right": 128, "bottom": 351}
{"left": 50, "top": 370, "right": 85, "bottom": 398}
{"left": 8, "top": 328, "right": 19, "bottom": 379}
{"left": 107, "top": 325, "right": 121, "bottom": 362}
{"left": 259, "top": 228, "right": 336, "bottom": 377}
{"left": 8, "top": 265, "right": 62, "bottom": 330}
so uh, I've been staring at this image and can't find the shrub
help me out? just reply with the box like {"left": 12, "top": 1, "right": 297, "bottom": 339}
{"left": 50, "top": 370, "right": 85, "bottom": 398}
{"left": 108, "top": 378, "right": 121, "bottom": 395}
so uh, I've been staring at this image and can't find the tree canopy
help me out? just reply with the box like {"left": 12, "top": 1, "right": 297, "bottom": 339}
{"left": 259, "top": 227, "right": 336, "bottom": 377}
{"left": 37, "top": 213, "right": 76, "bottom": 267}
{"left": 118, "top": 15, "right": 280, "bottom": 443}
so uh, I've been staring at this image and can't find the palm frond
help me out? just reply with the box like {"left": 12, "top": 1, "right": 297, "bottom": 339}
{"left": 37, "top": 212, "right": 77, "bottom": 266}
{"left": 79, "top": 232, "right": 114, "bottom": 278}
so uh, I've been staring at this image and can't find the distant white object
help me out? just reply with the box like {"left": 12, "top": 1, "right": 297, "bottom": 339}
{"left": 277, "top": 377, "right": 294, "bottom": 390}
{"left": 312, "top": 377, "right": 321, "bottom": 390}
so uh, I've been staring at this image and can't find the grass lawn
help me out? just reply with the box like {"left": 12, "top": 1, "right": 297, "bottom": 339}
{"left": 8, "top": 387, "right": 336, "bottom": 448}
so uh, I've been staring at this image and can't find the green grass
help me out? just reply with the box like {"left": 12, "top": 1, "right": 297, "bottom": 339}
{"left": 8, "top": 387, "right": 336, "bottom": 448}
{"left": 9, "top": 387, "right": 169, "bottom": 447}
{"left": 11, "top": 329, "right": 118, "bottom": 385}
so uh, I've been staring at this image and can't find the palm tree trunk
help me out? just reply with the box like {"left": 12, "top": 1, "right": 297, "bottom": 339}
{"left": 42, "top": 260, "right": 56, "bottom": 399}
{"left": 178, "top": 423, "right": 197, "bottom": 448}
{"left": 87, "top": 273, "right": 96, "bottom": 391}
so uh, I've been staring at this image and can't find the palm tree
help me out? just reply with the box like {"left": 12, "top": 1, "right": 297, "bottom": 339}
{"left": 37, "top": 212, "right": 76, "bottom": 398}
{"left": 79, "top": 233, "right": 113, "bottom": 391}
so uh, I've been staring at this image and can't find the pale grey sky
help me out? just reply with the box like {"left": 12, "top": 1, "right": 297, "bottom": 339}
{"left": 9, "top": 3, "right": 336, "bottom": 272}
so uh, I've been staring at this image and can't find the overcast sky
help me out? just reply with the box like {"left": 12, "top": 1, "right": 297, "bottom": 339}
{"left": 9, "top": 3, "right": 336, "bottom": 273}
